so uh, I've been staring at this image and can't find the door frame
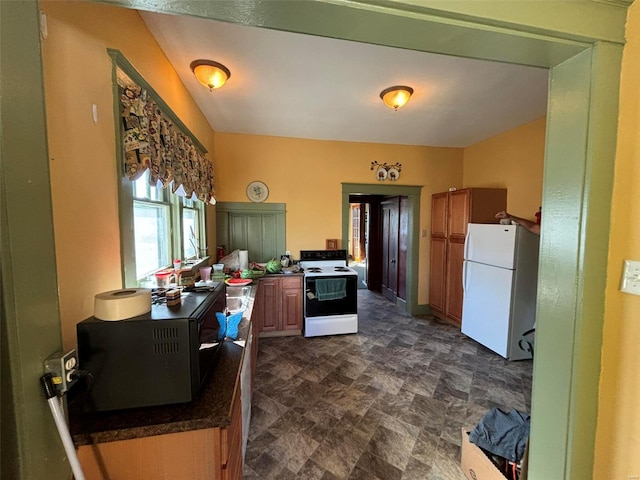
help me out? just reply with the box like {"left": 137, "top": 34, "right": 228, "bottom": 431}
{"left": 342, "top": 184, "right": 423, "bottom": 314}
{"left": 4, "top": 1, "right": 627, "bottom": 478}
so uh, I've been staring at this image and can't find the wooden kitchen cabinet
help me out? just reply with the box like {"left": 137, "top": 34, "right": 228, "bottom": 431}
{"left": 429, "top": 188, "right": 506, "bottom": 326}
{"left": 255, "top": 275, "right": 303, "bottom": 337}
{"left": 76, "top": 391, "right": 243, "bottom": 480}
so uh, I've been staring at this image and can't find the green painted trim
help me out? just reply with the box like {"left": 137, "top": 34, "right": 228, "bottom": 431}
{"left": 2, "top": 1, "right": 627, "bottom": 478}
{"left": 528, "top": 41, "right": 622, "bottom": 479}
{"left": 565, "top": 41, "right": 621, "bottom": 480}
{"left": 342, "top": 183, "right": 422, "bottom": 314}
{"left": 216, "top": 202, "right": 286, "bottom": 213}
{"left": 413, "top": 304, "right": 433, "bottom": 316}
{"left": 0, "top": 1, "right": 66, "bottom": 478}
{"left": 107, "top": 49, "right": 207, "bottom": 152}
{"left": 109, "top": 57, "right": 137, "bottom": 286}
{"left": 102, "top": 0, "right": 593, "bottom": 67}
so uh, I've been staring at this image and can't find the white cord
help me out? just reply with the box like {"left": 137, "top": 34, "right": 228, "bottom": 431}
{"left": 47, "top": 396, "right": 86, "bottom": 480}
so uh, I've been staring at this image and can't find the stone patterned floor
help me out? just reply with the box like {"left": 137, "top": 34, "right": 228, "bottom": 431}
{"left": 243, "top": 290, "right": 533, "bottom": 480}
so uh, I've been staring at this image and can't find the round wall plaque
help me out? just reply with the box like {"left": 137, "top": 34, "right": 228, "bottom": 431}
{"left": 246, "top": 181, "right": 269, "bottom": 202}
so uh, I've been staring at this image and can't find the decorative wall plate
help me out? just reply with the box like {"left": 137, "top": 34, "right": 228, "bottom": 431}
{"left": 246, "top": 181, "right": 269, "bottom": 202}
{"left": 387, "top": 167, "right": 400, "bottom": 181}
{"left": 376, "top": 167, "right": 388, "bottom": 181}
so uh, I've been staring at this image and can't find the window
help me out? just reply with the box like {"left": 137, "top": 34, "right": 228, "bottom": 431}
{"left": 110, "top": 51, "right": 212, "bottom": 287}
{"left": 181, "top": 196, "right": 203, "bottom": 260}
{"left": 122, "top": 171, "right": 206, "bottom": 286}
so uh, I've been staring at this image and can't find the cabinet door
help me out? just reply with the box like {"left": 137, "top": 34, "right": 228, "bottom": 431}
{"left": 445, "top": 238, "right": 465, "bottom": 325}
{"left": 257, "top": 278, "right": 279, "bottom": 332}
{"left": 429, "top": 237, "right": 447, "bottom": 316}
{"left": 222, "top": 393, "right": 243, "bottom": 480}
{"left": 448, "top": 189, "right": 471, "bottom": 240}
{"left": 431, "top": 192, "right": 449, "bottom": 238}
{"left": 281, "top": 288, "right": 302, "bottom": 330}
{"left": 280, "top": 276, "right": 302, "bottom": 330}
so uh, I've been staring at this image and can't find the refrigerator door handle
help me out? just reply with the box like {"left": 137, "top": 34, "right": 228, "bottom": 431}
{"left": 464, "top": 228, "right": 471, "bottom": 260}
{"left": 462, "top": 260, "right": 467, "bottom": 291}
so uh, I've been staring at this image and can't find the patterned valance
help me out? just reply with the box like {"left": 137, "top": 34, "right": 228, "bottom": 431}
{"left": 116, "top": 66, "right": 215, "bottom": 204}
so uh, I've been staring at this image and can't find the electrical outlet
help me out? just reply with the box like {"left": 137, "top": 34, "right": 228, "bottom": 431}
{"left": 620, "top": 260, "right": 640, "bottom": 296}
{"left": 44, "top": 349, "right": 79, "bottom": 395}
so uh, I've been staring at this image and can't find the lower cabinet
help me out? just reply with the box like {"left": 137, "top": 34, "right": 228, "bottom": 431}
{"left": 255, "top": 276, "right": 303, "bottom": 337}
{"left": 76, "top": 392, "right": 243, "bottom": 480}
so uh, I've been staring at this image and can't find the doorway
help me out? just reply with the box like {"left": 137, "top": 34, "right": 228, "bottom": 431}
{"left": 4, "top": 3, "right": 623, "bottom": 479}
{"left": 344, "top": 185, "right": 422, "bottom": 313}
{"left": 348, "top": 202, "right": 368, "bottom": 290}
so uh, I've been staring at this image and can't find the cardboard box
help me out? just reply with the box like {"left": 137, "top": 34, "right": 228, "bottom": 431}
{"left": 461, "top": 428, "right": 507, "bottom": 480}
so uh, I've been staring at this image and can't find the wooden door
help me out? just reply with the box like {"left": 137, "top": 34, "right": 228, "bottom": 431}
{"left": 397, "top": 197, "right": 409, "bottom": 300}
{"left": 448, "top": 189, "right": 471, "bottom": 240}
{"left": 445, "top": 239, "right": 465, "bottom": 325}
{"left": 429, "top": 236, "right": 447, "bottom": 316}
{"left": 429, "top": 192, "right": 449, "bottom": 315}
{"left": 381, "top": 198, "right": 399, "bottom": 302}
{"left": 431, "top": 192, "right": 449, "bottom": 237}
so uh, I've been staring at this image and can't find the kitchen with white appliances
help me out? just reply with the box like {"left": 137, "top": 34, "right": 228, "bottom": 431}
{"left": 461, "top": 223, "right": 539, "bottom": 361}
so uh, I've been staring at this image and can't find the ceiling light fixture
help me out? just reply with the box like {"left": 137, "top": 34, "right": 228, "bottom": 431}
{"left": 380, "top": 85, "right": 414, "bottom": 110}
{"left": 190, "top": 59, "right": 231, "bottom": 91}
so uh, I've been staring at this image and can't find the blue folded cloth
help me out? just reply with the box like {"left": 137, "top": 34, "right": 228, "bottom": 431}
{"left": 215, "top": 311, "right": 243, "bottom": 340}
{"left": 315, "top": 278, "right": 347, "bottom": 301}
{"left": 215, "top": 312, "right": 227, "bottom": 340}
{"left": 226, "top": 311, "right": 242, "bottom": 340}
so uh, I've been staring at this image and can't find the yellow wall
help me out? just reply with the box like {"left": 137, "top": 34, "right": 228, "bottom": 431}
{"left": 463, "top": 118, "right": 546, "bottom": 221}
{"left": 214, "top": 133, "right": 463, "bottom": 304}
{"left": 40, "top": 1, "right": 216, "bottom": 349}
{"left": 595, "top": 2, "right": 640, "bottom": 478}
{"left": 39, "top": 0, "right": 547, "bottom": 346}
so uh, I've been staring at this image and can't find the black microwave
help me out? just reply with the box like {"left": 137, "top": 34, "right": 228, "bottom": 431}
{"left": 76, "top": 286, "right": 225, "bottom": 412}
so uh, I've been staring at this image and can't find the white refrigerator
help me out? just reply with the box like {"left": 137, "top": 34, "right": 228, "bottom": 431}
{"left": 461, "top": 223, "right": 539, "bottom": 361}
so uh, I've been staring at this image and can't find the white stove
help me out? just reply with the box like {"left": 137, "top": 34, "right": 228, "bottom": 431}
{"left": 300, "top": 265, "right": 358, "bottom": 277}
{"left": 300, "top": 250, "right": 358, "bottom": 337}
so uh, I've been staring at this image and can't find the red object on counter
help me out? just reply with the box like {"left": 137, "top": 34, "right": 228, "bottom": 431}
{"left": 216, "top": 246, "right": 226, "bottom": 261}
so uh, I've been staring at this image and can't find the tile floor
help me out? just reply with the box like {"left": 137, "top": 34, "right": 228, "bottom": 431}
{"left": 243, "top": 290, "right": 533, "bottom": 480}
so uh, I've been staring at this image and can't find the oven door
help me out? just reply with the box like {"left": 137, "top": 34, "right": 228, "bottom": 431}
{"left": 304, "top": 274, "right": 357, "bottom": 317}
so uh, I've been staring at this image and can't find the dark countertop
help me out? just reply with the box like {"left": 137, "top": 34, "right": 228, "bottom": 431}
{"left": 69, "top": 284, "right": 257, "bottom": 446}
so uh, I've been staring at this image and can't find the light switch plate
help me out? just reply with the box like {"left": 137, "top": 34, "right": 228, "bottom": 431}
{"left": 620, "top": 260, "right": 640, "bottom": 295}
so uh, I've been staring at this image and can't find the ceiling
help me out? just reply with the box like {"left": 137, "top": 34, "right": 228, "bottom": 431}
{"left": 140, "top": 11, "right": 549, "bottom": 149}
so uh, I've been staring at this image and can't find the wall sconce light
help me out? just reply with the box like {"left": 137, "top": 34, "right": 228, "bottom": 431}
{"left": 379, "top": 85, "right": 413, "bottom": 110}
{"left": 371, "top": 161, "right": 402, "bottom": 181}
{"left": 190, "top": 60, "right": 231, "bottom": 91}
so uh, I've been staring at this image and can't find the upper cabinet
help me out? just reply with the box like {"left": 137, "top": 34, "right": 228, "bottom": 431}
{"left": 429, "top": 188, "right": 507, "bottom": 326}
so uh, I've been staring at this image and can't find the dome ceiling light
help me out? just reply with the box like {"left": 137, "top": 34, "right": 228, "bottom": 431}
{"left": 380, "top": 85, "right": 414, "bottom": 110}
{"left": 190, "top": 59, "right": 231, "bottom": 91}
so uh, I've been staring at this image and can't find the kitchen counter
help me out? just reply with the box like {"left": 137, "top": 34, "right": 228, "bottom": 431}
{"left": 69, "top": 284, "right": 257, "bottom": 447}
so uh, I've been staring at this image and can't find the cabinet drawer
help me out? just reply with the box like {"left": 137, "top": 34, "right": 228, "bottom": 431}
{"left": 281, "top": 276, "right": 301, "bottom": 289}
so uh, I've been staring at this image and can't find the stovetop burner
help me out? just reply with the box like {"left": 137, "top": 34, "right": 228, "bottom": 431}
{"left": 299, "top": 249, "right": 357, "bottom": 277}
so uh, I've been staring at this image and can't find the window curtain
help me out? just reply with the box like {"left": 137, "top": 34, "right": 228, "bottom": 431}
{"left": 118, "top": 79, "right": 215, "bottom": 204}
